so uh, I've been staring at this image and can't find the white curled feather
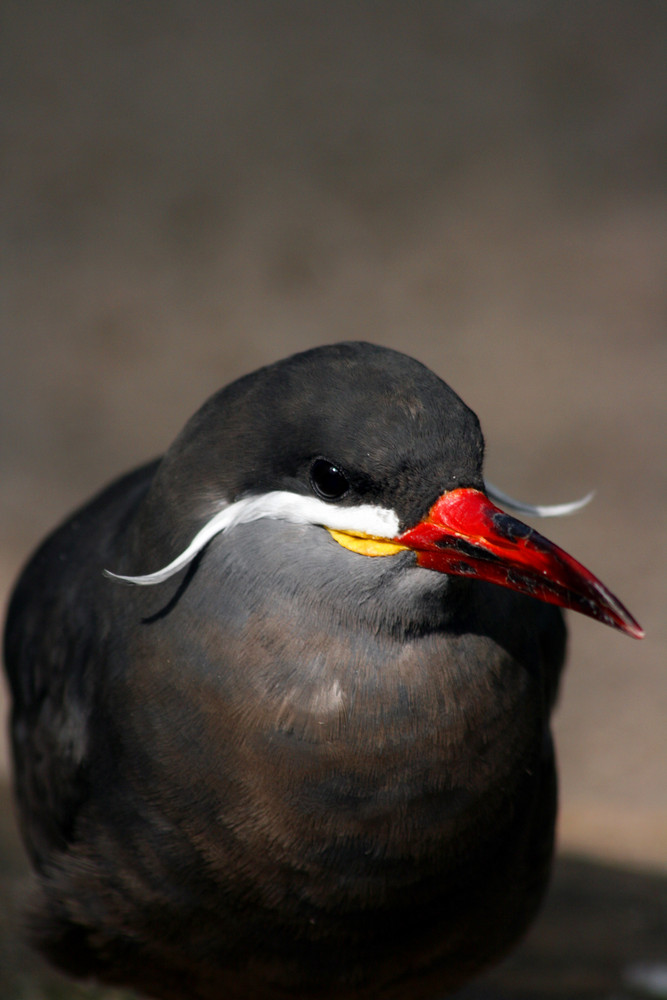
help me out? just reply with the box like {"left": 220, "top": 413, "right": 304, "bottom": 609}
{"left": 103, "top": 491, "right": 400, "bottom": 586}
{"left": 103, "top": 481, "right": 594, "bottom": 588}
{"left": 484, "top": 481, "right": 594, "bottom": 518}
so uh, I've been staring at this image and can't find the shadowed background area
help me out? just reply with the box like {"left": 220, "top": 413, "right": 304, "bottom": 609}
{"left": 1, "top": 2, "right": 665, "bottom": 997}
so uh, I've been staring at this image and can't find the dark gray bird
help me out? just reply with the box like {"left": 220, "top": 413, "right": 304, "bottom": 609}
{"left": 4, "top": 343, "right": 643, "bottom": 1000}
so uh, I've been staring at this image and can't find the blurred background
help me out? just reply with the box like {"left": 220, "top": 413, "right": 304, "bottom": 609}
{"left": 1, "top": 2, "right": 665, "bottom": 997}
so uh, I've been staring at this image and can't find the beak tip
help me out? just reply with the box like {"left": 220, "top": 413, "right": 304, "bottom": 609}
{"left": 627, "top": 622, "right": 646, "bottom": 641}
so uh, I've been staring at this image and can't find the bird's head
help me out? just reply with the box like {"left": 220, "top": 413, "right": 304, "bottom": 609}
{"left": 106, "top": 342, "right": 643, "bottom": 640}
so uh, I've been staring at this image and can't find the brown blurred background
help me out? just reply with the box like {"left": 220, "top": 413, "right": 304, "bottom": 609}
{"left": 1, "top": 2, "right": 665, "bottom": 998}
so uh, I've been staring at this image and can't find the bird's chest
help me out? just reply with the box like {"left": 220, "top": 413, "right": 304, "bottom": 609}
{"left": 120, "top": 604, "right": 543, "bottom": 899}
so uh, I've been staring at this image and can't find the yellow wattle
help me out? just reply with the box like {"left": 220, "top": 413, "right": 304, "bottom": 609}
{"left": 327, "top": 529, "right": 408, "bottom": 558}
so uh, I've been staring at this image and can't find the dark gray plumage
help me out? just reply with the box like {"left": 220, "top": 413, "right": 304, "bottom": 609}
{"left": 5, "top": 343, "right": 639, "bottom": 999}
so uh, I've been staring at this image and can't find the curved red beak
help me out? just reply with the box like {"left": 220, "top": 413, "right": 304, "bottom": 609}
{"left": 397, "top": 488, "right": 644, "bottom": 639}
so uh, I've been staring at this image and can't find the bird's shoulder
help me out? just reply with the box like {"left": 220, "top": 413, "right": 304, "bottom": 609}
{"left": 3, "top": 461, "right": 158, "bottom": 865}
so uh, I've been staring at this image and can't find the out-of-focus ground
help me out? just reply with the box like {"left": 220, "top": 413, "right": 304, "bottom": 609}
{"left": 1, "top": 2, "right": 665, "bottom": 997}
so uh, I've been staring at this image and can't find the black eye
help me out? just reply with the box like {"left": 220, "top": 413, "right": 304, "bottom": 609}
{"left": 310, "top": 459, "right": 350, "bottom": 501}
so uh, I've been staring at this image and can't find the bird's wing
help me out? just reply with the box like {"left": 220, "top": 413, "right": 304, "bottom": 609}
{"left": 3, "top": 463, "right": 157, "bottom": 869}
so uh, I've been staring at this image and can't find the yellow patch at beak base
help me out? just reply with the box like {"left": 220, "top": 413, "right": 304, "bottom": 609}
{"left": 327, "top": 529, "right": 408, "bottom": 557}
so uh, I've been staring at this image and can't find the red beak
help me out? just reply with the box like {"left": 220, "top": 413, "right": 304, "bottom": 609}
{"left": 397, "top": 488, "right": 644, "bottom": 639}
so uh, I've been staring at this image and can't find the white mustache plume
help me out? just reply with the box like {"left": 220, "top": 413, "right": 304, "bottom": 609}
{"left": 104, "top": 482, "right": 594, "bottom": 588}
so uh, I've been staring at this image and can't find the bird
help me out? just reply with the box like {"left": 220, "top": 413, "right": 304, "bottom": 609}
{"left": 3, "top": 342, "right": 643, "bottom": 1000}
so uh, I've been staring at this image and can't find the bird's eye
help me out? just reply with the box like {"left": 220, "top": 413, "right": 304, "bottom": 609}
{"left": 310, "top": 459, "right": 350, "bottom": 501}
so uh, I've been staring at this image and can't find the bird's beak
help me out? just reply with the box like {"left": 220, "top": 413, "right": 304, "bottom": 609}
{"left": 329, "top": 488, "right": 644, "bottom": 639}
{"left": 399, "top": 488, "right": 644, "bottom": 638}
